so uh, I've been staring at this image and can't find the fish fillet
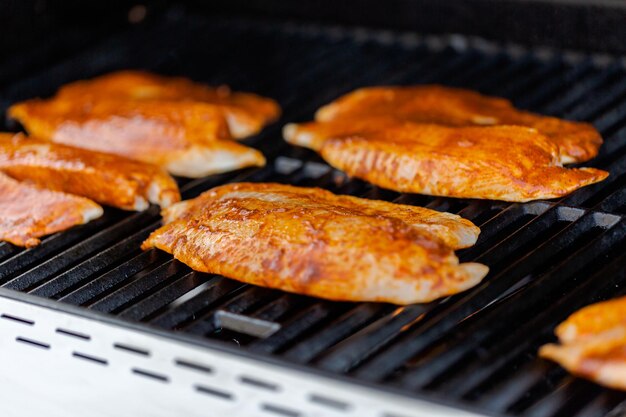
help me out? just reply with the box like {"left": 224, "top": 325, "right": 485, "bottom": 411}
{"left": 315, "top": 85, "right": 602, "bottom": 164}
{"left": 0, "top": 133, "right": 180, "bottom": 210}
{"left": 0, "top": 172, "right": 102, "bottom": 247}
{"left": 540, "top": 296, "right": 626, "bottom": 391}
{"left": 9, "top": 98, "right": 266, "bottom": 177}
{"left": 284, "top": 122, "right": 608, "bottom": 202}
{"left": 142, "top": 183, "right": 488, "bottom": 304}
{"left": 54, "top": 70, "right": 281, "bottom": 139}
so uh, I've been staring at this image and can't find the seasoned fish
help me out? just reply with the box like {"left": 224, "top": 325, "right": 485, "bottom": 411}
{"left": 142, "top": 183, "right": 488, "bottom": 304}
{"left": 0, "top": 172, "right": 102, "bottom": 247}
{"left": 284, "top": 122, "right": 608, "bottom": 202}
{"left": 315, "top": 85, "right": 602, "bottom": 164}
{"left": 540, "top": 296, "right": 626, "bottom": 391}
{"left": 53, "top": 70, "right": 281, "bottom": 139}
{"left": 0, "top": 133, "right": 180, "bottom": 211}
{"left": 9, "top": 98, "right": 266, "bottom": 177}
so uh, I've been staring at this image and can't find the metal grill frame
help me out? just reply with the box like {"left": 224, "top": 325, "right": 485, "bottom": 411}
{"left": 0, "top": 288, "right": 488, "bottom": 417}
{"left": 1, "top": 8, "right": 626, "bottom": 417}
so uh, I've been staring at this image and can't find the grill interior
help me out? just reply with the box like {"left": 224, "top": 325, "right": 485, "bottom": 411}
{"left": 1, "top": 7, "right": 626, "bottom": 417}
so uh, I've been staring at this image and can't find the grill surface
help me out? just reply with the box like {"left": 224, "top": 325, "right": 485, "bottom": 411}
{"left": 1, "top": 8, "right": 626, "bottom": 417}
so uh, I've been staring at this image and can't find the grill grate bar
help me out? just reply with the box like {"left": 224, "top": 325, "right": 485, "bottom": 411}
{"left": 29, "top": 224, "right": 157, "bottom": 299}
{"left": 171, "top": 284, "right": 276, "bottom": 337}
{"left": 88, "top": 259, "right": 188, "bottom": 314}
{"left": 495, "top": 58, "right": 565, "bottom": 101}
{"left": 0, "top": 214, "right": 117, "bottom": 282}
{"left": 561, "top": 156, "right": 625, "bottom": 211}
{"left": 542, "top": 62, "right": 622, "bottom": 116}
{"left": 117, "top": 271, "right": 202, "bottom": 321}
{"left": 2, "top": 209, "right": 158, "bottom": 291}
{"left": 514, "top": 59, "right": 595, "bottom": 110}
{"left": 283, "top": 303, "right": 393, "bottom": 364}
{"left": 58, "top": 250, "right": 170, "bottom": 306}
{"left": 566, "top": 76, "right": 626, "bottom": 121}
{"left": 484, "top": 60, "right": 573, "bottom": 109}
{"left": 151, "top": 278, "right": 248, "bottom": 331}
{"left": 417, "top": 50, "right": 488, "bottom": 85}
{"left": 471, "top": 54, "right": 536, "bottom": 94}
{"left": 249, "top": 302, "right": 350, "bottom": 354}
{"left": 520, "top": 381, "right": 605, "bottom": 417}
{"left": 444, "top": 53, "right": 509, "bottom": 88}
{"left": 313, "top": 304, "right": 434, "bottom": 373}
{"left": 591, "top": 96, "right": 626, "bottom": 134}
{"left": 385, "top": 48, "right": 459, "bottom": 85}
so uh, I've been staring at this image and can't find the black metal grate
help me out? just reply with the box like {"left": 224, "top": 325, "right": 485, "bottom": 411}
{"left": 1, "top": 8, "right": 626, "bottom": 417}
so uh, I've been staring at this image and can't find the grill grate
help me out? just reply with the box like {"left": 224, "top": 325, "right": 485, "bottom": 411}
{"left": 1, "top": 9, "right": 626, "bottom": 417}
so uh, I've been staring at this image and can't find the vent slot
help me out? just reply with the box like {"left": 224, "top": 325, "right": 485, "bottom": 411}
{"left": 194, "top": 384, "right": 234, "bottom": 400}
{"left": 72, "top": 351, "right": 108, "bottom": 365}
{"left": 16, "top": 336, "right": 49, "bottom": 349}
{"left": 131, "top": 368, "right": 169, "bottom": 383}
{"left": 113, "top": 343, "right": 150, "bottom": 356}
{"left": 56, "top": 328, "right": 90, "bottom": 340}
{"left": 1, "top": 313, "right": 34, "bottom": 325}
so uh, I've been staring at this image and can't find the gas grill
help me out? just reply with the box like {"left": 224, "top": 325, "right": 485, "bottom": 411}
{"left": 1, "top": 2, "right": 625, "bottom": 417}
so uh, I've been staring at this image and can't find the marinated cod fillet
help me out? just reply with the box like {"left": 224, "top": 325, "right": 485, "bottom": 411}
{"left": 0, "top": 172, "right": 102, "bottom": 247}
{"left": 142, "top": 183, "right": 488, "bottom": 304}
{"left": 540, "top": 296, "right": 626, "bottom": 391}
{"left": 284, "top": 122, "right": 608, "bottom": 202}
{"left": 0, "top": 133, "right": 180, "bottom": 210}
{"left": 9, "top": 98, "right": 265, "bottom": 177}
{"left": 315, "top": 85, "right": 602, "bottom": 163}
{"left": 53, "top": 70, "right": 281, "bottom": 138}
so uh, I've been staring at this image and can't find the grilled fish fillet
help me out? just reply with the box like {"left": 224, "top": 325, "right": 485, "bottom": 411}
{"left": 9, "top": 98, "right": 266, "bottom": 177}
{"left": 0, "top": 133, "right": 180, "bottom": 211}
{"left": 142, "top": 183, "right": 488, "bottom": 304}
{"left": 540, "top": 296, "right": 626, "bottom": 391}
{"left": 53, "top": 70, "right": 281, "bottom": 139}
{"left": 315, "top": 85, "right": 602, "bottom": 164}
{"left": 284, "top": 122, "right": 608, "bottom": 202}
{"left": 0, "top": 172, "right": 102, "bottom": 247}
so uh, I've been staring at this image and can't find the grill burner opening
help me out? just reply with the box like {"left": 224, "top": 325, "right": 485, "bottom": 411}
{"left": 0, "top": 6, "right": 625, "bottom": 417}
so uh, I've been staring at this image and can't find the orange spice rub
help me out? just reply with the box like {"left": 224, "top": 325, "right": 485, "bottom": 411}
{"left": 142, "top": 182, "right": 488, "bottom": 304}
{"left": 9, "top": 97, "right": 265, "bottom": 177}
{"left": 0, "top": 133, "right": 180, "bottom": 210}
{"left": 284, "top": 122, "right": 608, "bottom": 202}
{"left": 54, "top": 70, "right": 281, "bottom": 139}
{"left": 315, "top": 85, "right": 602, "bottom": 164}
{"left": 0, "top": 172, "right": 102, "bottom": 247}
{"left": 8, "top": 71, "right": 281, "bottom": 177}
